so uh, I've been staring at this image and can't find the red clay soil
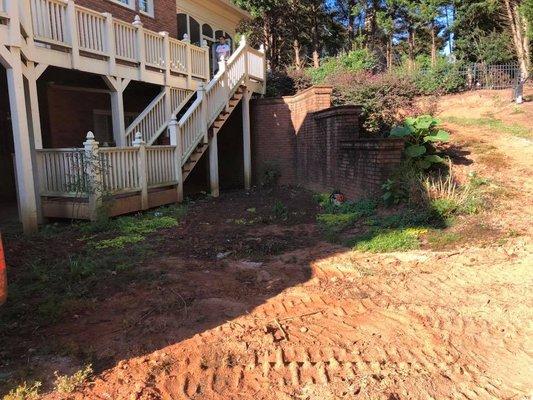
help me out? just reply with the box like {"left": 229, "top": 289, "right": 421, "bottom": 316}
{"left": 2, "top": 90, "right": 533, "bottom": 400}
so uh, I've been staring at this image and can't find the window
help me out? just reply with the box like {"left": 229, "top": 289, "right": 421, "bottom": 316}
{"left": 108, "top": 0, "right": 135, "bottom": 10}
{"left": 138, "top": 0, "right": 154, "bottom": 17}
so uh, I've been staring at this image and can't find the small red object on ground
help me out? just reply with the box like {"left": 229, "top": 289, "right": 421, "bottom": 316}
{"left": 0, "top": 232, "right": 7, "bottom": 305}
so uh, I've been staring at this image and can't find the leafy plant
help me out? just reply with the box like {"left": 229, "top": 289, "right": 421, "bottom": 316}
{"left": 54, "top": 364, "right": 93, "bottom": 394}
{"left": 317, "top": 212, "right": 360, "bottom": 233}
{"left": 352, "top": 227, "right": 425, "bottom": 253}
{"left": 390, "top": 115, "right": 450, "bottom": 169}
{"left": 93, "top": 235, "right": 145, "bottom": 250}
{"left": 3, "top": 382, "right": 42, "bottom": 400}
{"left": 272, "top": 200, "right": 288, "bottom": 220}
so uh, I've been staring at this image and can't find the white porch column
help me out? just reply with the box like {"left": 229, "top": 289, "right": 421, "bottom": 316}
{"left": 6, "top": 48, "right": 39, "bottom": 233}
{"left": 103, "top": 77, "right": 130, "bottom": 147}
{"left": 209, "top": 134, "right": 219, "bottom": 198}
{"left": 24, "top": 62, "right": 47, "bottom": 149}
{"left": 242, "top": 89, "right": 252, "bottom": 190}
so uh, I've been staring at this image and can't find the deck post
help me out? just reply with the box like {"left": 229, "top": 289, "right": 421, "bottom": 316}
{"left": 197, "top": 83, "right": 207, "bottom": 143}
{"left": 6, "top": 47, "right": 39, "bottom": 233}
{"left": 218, "top": 55, "right": 229, "bottom": 108}
{"left": 103, "top": 77, "right": 129, "bottom": 147}
{"left": 209, "top": 133, "right": 219, "bottom": 198}
{"left": 242, "top": 89, "right": 252, "bottom": 190}
{"left": 84, "top": 132, "right": 102, "bottom": 222}
{"left": 168, "top": 117, "right": 183, "bottom": 202}
{"left": 183, "top": 34, "right": 192, "bottom": 89}
{"left": 160, "top": 31, "right": 171, "bottom": 84}
{"left": 259, "top": 44, "right": 267, "bottom": 95}
{"left": 66, "top": 0, "right": 80, "bottom": 70}
{"left": 133, "top": 15, "right": 145, "bottom": 81}
{"left": 133, "top": 132, "right": 149, "bottom": 210}
{"left": 104, "top": 13, "right": 116, "bottom": 76}
{"left": 202, "top": 40, "right": 210, "bottom": 80}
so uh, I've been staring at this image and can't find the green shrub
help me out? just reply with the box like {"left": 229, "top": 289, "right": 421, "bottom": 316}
{"left": 390, "top": 115, "right": 450, "bottom": 170}
{"left": 352, "top": 228, "right": 424, "bottom": 253}
{"left": 54, "top": 365, "right": 93, "bottom": 394}
{"left": 326, "top": 71, "right": 418, "bottom": 134}
{"left": 307, "top": 49, "right": 377, "bottom": 84}
{"left": 3, "top": 381, "right": 41, "bottom": 400}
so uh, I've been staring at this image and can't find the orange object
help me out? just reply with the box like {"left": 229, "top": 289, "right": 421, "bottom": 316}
{"left": 0, "top": 233, "right": 6, "bottom": 305}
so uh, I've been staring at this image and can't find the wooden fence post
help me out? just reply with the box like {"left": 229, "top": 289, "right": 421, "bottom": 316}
{"left": 133, "top": 132, "right": 148, "bottom": 210}
{"left": 83, "top": 132, "right": 102, "bottom": 221}
{"left": 168, "top": 117, "right": 183, "bottom": 202}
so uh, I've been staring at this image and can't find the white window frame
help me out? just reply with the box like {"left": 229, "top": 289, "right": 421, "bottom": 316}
{"left": 138, "top": 0, "right": 154, "bottom": 18}
{"left": 106, "top": 0, "right": 135, "bottom": 11}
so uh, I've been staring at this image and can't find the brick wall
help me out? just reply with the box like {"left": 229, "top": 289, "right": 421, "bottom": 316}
{"left": 251, "top": 88, "right": 404, "bottom": 200}
{"left": 250, "top": 86, "right": 333, "bottom": 186}
{"left": 76, "top": 0, "right": 177, "bottom": 38}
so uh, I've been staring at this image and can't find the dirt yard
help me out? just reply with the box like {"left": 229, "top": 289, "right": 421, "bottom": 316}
{"left": 1, "top": 89, "right": 532, "bottom": 400}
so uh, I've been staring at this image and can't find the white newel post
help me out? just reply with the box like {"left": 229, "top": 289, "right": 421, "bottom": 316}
{"left": 241, "top": 36, "right": 248, "bottom": 79}
{"left": 133, "top": 132, "right": 149, "bottom": 210}
{"left": 133, "top": 15, "right": 145, "bottom": 80}
{"left": 197, "top": 83, "right": 207, "bottom": 143}
{"left": 242, "top": 89, "right": 252, "bottom": 190}
{"left": 66, "top": 0, "right": 80, "bottom": 69}
{"left": 209, "top": 132, "right": 219, "bottom": 198}
{"left": 161, "top": 31, "right": 171, "bottom": 84}
{"left": 104, "top": 13, "right": 116, "bottom": 76}
{"left": 218, "top": 55, "right": 229, "bottom": 107}
{"left": 168, "top": 117, "right": 183, "bottom": 202}
{"left": 202, "top": 40, "right": 210, "bottom": 79}
{"left": 84, "top": 132, "right": 102, "bottom": 222}
{"left": 183, "top": 34, "right": 192, "bottom": 89}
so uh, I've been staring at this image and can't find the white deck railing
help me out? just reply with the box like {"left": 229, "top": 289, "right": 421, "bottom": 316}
{"left": 36, "top": 148, "right": 88, "bottom": 196}
{"left": 177, "top": 38, "right": 265, "bottom": 164}
{"left": 25, "top": 0, "right": 209, "bottom": 81}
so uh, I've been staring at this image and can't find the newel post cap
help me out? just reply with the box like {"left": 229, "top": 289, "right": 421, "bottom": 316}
{"left": 182, "top": 34, "right": 190, "bottom": 43}
{"left": 83, "top": 131, "right": 99, "bottom": 150}
{"left": 132, "top": 15, "right": 143, "bottom": 27}
{"left": 133, "top": 132, "right": 145, "bottom": 147}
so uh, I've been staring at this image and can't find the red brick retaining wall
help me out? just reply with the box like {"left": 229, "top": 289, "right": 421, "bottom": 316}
{"left": 251, "top": 87, "right": 404, "bottom": 199}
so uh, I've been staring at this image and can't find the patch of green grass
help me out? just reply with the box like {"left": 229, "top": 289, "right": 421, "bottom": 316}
{"left": 352, "top": 228, "right": 425, "bottom": 253}
{"left": 443, "top": 116, "right": 532, "bottom": 138}
{"left": 3, "top": 381, "right": 41, "bottom": 400}
{"left": 54, "top": 365, "right": 93, "bottom": 394}
{"left": 426, "top": 230, "right": 462, "bottom": 249}
{"left": 93, "top": 235, "right": 145, "bottom": 249}
{"left": 117, "top": 216, "right": 178, "bottom": 235}
{"left": 317, "top": 213, "right": 360, "bottom": 233}
{"left": 272, "top": 200, "right": 288, "bottom": 220}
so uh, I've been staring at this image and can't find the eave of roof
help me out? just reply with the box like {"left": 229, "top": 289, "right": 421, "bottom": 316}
{"left": 215, "top": 0, "right": 251, "bottom": 20}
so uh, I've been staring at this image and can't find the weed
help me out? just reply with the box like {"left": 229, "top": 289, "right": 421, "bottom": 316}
{"left": 54, "top": 365, "right": 93, "bottom": 394}
{"left": 117, "top": 216, "right": 178, "bottom": 235}
{"left": 93, "top": 235, "right": 145, "bottom": 249}
{"left": 3, "top": 381, "right": 41, "bottom": 400}
{"left": 272, "top": 201, "right": 288, "bottom": 220}
{"left": 352, "top": 228, "right": 425, "bottom": 253}
{"left": 67, "top": 257, "right": 97, "bottom": 280}
{"left": 261, "top": 163, "right": 281, "bottom": 187}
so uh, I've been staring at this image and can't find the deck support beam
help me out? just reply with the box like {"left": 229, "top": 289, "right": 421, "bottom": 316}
{"left": 242, "top": 89, "right": 252, "bottom": 190}
{"left": 209, "top": 133, "right": 219, "bottom": 198}
{"left": 22, "top": 61, "right": 47, "bottom": 149}
{"left": 6, "top": 48, "right": 39, "bottom": 233}
{"left": 103, "top": 77, "right": 130, "bottom": 147}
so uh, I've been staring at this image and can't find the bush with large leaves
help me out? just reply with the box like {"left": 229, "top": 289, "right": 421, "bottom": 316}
{"left": 390, "top": 115, "right": 450, "bottom": 170}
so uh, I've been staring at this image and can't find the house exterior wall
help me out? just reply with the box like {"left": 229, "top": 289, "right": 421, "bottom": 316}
{"left": 251, "top": 87, "right": 404, "bottom": 200}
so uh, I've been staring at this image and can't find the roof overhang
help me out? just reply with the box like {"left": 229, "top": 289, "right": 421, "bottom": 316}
{"left": 214, "top": 0, "right": 251, "bottom": 20}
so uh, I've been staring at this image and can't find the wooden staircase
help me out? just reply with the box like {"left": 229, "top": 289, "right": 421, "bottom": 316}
{"left": 181, "top": 87, "right": 245, "bottom": 181}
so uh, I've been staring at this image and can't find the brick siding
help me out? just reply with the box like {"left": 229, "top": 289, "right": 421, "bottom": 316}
{"left": 251, "top": 87, "right": 404, "bottom": 200}
{"left": 76, "top": 0, "right": 177, "bottom": 38}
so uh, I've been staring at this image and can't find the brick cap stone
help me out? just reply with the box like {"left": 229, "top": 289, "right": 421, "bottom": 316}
{"left": 340, "top": 137, "right": 405, "bottom": 150}
{"left": 313, "top": 105, "right": 363, "bottom": 120}
{"left": 252, "top": 85, "right": 333, "bottom": 105}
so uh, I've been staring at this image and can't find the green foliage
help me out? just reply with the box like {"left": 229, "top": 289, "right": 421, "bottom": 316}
{"left": 521, "top": 0, "right": 533, "bottom": 38}
{"left": 3, "top": 381, "right": 41, "bottom": 400}
{"left": 352, "top": 228, "right": 425, "bottom": 253}
{"left": 403, "top": 58, "right": 467, "bottom": 95}
{"left": 317, "top": 212, "right": 360, "bottom": 233}
{"left": 307, "top": 49, "right": 377, "bottom": 84}
{"left": 327, "top": 71, "right": 419, "bottom": 134}
{"left": 390, "top": 115, "right": 450, "bottom": 169}
{"left": 261, "top": 162, "right": 282, "bottom": 186}
{"left": 93, "top": 235, "right": 145, "bottom": 250}
{"left": 117, "top": 216, "right": 178, "bottom": 235}
{"left": 54, "top": 365, "right": 93, "bottom": 394}
{"left": 442, "top": 116, "right": 533, "bottom": 138}
{"left": 272, "top": 200, "right": 288, "bottom": 220}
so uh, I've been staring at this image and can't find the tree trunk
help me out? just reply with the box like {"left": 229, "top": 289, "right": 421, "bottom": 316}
{"left": 408, "top": 29, "right": 415, "bottom": 71}
{"left": 293, "top": 39, "right": 302, "bottom": 70}
{"left": 430, "top": 24, "right": 437, "bottom": 68}
{"left": 503, "top": 0, "right": 531, "bottom": 78}
{"left": 311, "top": 17, "right": 320, "bottom": 68}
